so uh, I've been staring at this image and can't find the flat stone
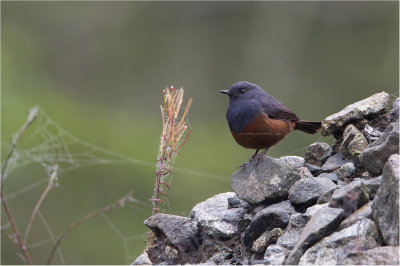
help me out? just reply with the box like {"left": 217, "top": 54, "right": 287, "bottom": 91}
{"left": 190, "top": 192, "right": 246, "bottom": 238}
{"left": 372, "top": 154, "right": 399, "bottom": 246}
{"left": 289, "top": 177, "right": 336, "bottom": 211}
{"left": 232, "top": 156, "right": 299, "bottom": 204}
{"left": 360, "top": 121, "right": 399, "bottom": 175}
{"left": 263, "top": 244, "right": 289, "bottom": 265}
{"left": 299, "top": 218, "right": 380, "bottom": 265}
{"left": 321, "top": 92, "right": 390, "bottom": 136}
{"left": 337, "top": 246, "right": 399, "bottom": 265}
{"left": 144, "top": 214, "right": 200, "bottom": 252}
{"left": 322, "top": 153, "right": 351, "bottom": 171}
{"left": 304, "top": 142, "right": 333, "bottom": 166}
{"left": 284, "top": 207, "right": 344, "bottom": 264}
{"left": 329, "top": 180, "right": 370, "bottom": 216}
{"left": 243, "top": 201, "right": 295, "bottom": 248}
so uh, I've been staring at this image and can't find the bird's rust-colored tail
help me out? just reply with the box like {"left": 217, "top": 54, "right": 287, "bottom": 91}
{"left": 294, "top": 120, "right": 321, "bottom": 134}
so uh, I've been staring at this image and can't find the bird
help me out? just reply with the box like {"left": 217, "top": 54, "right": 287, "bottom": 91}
{"left": 220, "top": 81, "right": 321, "bottom": 159}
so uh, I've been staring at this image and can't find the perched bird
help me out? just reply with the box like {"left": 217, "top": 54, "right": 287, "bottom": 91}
{"left": 220, "top": 81, "right": 321, "bottom": 158}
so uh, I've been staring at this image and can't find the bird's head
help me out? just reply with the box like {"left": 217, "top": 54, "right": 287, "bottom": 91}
{"left": 220, "top": 81, "right": 262, "bottom": 101}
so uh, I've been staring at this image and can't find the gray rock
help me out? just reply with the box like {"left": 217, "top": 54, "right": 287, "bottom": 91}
{"left": 277, "top": 214, "right": 310, "bottom": 250}
{"left": 243, "top": 201, "right": 295, "bottom": 247}
{"left": 299, "top": 218, "right": 380, "bottom": 265}
{"left": 337, "top": 246, "right": 399, "bottom": 265}
{"left": 144, "top": 214, "right": 199, "bottom": 251}
{"left": 285, "top": 207, "right": 344, "bottom": 264}
{"left": 132, "top": 252, "right": 152, "bottom": 265}
{"left": 358, "top": 176, "right": 382, "bottom": 199}
{"left": 322, "top": 153, "right": 351, "bottom": 171}
{"left": 287, "top": 213, "right": 311, "bottom": 229}
{"left": 290, "top": 166, "right": 313, "bottom": 180}
{"left": 329, "top": 180, "right": 370, "bottom": 216}
{"left": 190, "top": 192, "right": 246, "bottom": 238}
{"left": 321, "top": 92, "right": 390, "bottom": 136}
{"left": 276, "top": 229, "right": 301, "bottom": 250}
{"left": 388, "top": 97, "right": 400, "bottom": 124}
{"left": 252, "top": 228, "right": 283, "bottom": 254}
{"left": 363, "top": 124, "right": 383, "bottom": 143}
{"left": 334, "top": 162, "right": 356, "bottom": 180}
{"left": 303, "top": 163, "right": 325, "bottom": 176}
{"left": 372, "top": 154, "right": 399, "bottom": 246}
{"left": 278, "top": 156, "right": 304, "bottom": 169}
{"left": 289, "top": 177, "right": 336, "bottom": 211}
{"left": 263, "top": 244, "right": 289, "bottom": 265}
{"left": 305, "top": 203, "right": 329, "bottom": 216}
{"left": 164, "top": 245, "right": 179, "bottom": 263}
{"left": 348, "top": 133, "right": 369, "bottom": 157}
{"left": 392, "top": 97, "right": 399, "bottom": 109}
{"left": 360, "top": 121, "right": 399, "bottom": 175}
{"left": 317, "top": 185, "right": 339, "bottom": 204}
{"left": 304, "top": 142, "right": 333, "bottom": 166}
{"left": 204, "top": 252, "right": 230, "bottom": 264}
{"left": 228, "top": 195, "right": 250, "bottom": 209}
{"left": 317, "top": 172, "right": 338, "bottom": 183}
{"left": 340, "top": 124, "right": 362, "bottom": 156}
{"left": 232, "top": 156, "right": 299, "bottom": 204}
{"left": 338, "top": 201, "right": 372, "bottom": 230}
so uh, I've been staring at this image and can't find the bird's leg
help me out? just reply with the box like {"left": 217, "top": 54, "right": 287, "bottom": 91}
{"left": 260, "top": 148, "right": 269, "bottom": 157}
{"left": 251, "top": 149, "right": 259, "bottom": 160}
{"left": 256, "top": 148, "right": 269, "bottom": 166}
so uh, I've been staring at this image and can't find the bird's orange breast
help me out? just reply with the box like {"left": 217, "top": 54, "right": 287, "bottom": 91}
{"left": 231, "top": 113, "right": 295, "bottom": 149}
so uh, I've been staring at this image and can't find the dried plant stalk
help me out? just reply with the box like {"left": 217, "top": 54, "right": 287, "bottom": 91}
{"left": 150, "top": 86, "right": 193, "bottom": 215}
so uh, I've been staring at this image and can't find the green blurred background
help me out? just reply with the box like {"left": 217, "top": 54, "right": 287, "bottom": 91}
{"left": 1, "top": 1, "right": 398, "bottom": 264}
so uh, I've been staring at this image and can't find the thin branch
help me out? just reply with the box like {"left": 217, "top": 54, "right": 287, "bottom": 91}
{"left": 46, "top": 190, "right": 134, "bottom": 265}
{"left": 1, "top": 106, "right": 39, "bottom": 183}
{"left": 0, "top": 107, "right": 38, "bottom": 265}
{"left": 24, "top": 165, "right": 58, "bottom": 245}
{"left": 0, "top": 188, "right": 33, "bottom": 264}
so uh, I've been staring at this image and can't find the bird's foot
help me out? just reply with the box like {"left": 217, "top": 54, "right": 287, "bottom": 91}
{"left": 254, "top": 148, "right": 269, "bottom": 167}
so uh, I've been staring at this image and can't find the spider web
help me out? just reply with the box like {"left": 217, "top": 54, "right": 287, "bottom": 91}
{"left": 1, "top": 108, "right": 228, "bottom": 264}
{"left": 1, "top": 96, "right": 357, "bottom": 263}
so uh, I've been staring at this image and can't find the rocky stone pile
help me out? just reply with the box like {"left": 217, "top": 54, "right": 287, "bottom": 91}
{"left": 133, "top": 92, "right": 399, "bottom": 265}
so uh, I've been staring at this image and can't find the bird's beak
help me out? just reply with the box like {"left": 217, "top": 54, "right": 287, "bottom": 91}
{"left": 219, "top": 90, "right": 231, "bottom": 96}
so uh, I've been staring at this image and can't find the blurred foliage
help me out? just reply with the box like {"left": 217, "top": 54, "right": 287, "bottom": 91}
{"left": 1, "top": 1, "right": 398, "bottom": 264}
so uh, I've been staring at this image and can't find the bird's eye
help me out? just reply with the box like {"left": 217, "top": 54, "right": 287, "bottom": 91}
{"left": 239, "top": 89, "right": 245, "bottom": 93}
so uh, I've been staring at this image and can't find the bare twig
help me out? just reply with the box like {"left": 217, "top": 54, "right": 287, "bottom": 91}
{"left": 1, "top": 106, "right": 39, "bottom": 183}
{"left": 24, "top": 165, "right": 58, "bottom": 246}
{"left": 1, "top": 106, "right": 39, "bottom": 265}
{"left": 46, "top": 190, "right": 134, "bottom": 265}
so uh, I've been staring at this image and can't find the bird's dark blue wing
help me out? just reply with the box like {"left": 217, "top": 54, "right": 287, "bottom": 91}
{"left": 260, "top": 94, "right": 299, "bottom": 121}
